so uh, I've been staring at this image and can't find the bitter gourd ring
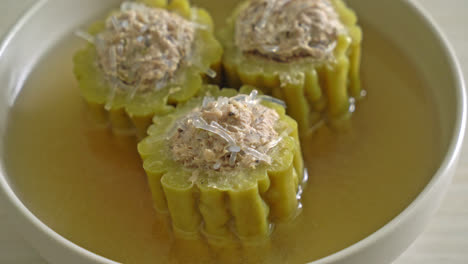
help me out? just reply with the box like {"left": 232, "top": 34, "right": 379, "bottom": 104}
{"left": 73, "top": 0, "right": 222, "bottom": 138}
{"left": 220, "top": 0, "right": 363, "bottom": 135}
{"left": 138, "top": 85, "right": 304, "bottom": 244}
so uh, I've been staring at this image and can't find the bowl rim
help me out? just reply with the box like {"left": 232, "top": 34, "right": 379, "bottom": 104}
{"left": 315, "top": 0, "right": 467, "bottom": 262}
{"left": 0, "top": 1, "right": 122, "bottom": 263}
{"left": 0, "top": 0, "right": 466, "bottom": 263}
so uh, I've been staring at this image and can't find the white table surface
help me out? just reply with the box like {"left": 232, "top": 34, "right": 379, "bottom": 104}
{"left": 0, "top": 0, "right": 467, "bottom": 263}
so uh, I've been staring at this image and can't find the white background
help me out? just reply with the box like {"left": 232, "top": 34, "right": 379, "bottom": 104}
{"left": 0, "top": 0, "right": 467, "bottom": 263}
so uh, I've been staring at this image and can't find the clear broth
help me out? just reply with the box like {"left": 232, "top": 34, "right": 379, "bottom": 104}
{"left": 4, "top": 3, "right": 441, "bottom": 263}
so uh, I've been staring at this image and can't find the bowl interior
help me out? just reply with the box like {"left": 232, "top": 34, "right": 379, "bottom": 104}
{"left": 0, "top": 0, "right": 464, "bottom": 263}
{"left": 349, "top": 0, "right": 459, "bottom": 146}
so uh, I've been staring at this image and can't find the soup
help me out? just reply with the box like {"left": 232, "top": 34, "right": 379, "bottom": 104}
{"left": 4, "top": 1, "right": 441, "bottom": 263}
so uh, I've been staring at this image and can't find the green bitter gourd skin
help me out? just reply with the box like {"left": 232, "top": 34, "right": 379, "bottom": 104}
{"left": 138, "top": 85, "right": 304, "bottom": 244}
{"left": 220, "top": 0, "right": 363, "bottom": 136}
{"left": 73, "top": 0, "right": 223, "bottom": 139}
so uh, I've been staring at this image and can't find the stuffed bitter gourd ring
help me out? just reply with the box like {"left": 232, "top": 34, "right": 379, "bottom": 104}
{"left": 138, "top": 85, "right": 304, "bottom": 243}
{"left": 73, "top": 0, "right": 222, "bottom": 138}
{"left": 220, "top": 0, "right": 363, "bottom": 135}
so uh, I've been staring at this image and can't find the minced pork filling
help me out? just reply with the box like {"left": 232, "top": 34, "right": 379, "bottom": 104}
{"left": 235, "top": 0, "right": 344, "bottom": 62}
{"left": 95, "top": 2, "right": 195, "bottom": 93}
{"left": 169, "top": 91, "right": 285, "bottom": 171}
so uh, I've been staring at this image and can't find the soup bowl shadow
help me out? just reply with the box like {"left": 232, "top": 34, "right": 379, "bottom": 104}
{"left": 0, "top": 0, "right": 466, "bottom": 263}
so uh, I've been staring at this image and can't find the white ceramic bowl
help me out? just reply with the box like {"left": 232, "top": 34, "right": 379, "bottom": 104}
{"left": 0, "top": 0, "right": 466, "bottom": 263}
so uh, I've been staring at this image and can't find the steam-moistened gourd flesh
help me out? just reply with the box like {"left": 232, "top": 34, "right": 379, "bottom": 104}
{"left": 138, "top": 86, "right": 304, "bottom": 243}
{"left": 220, "top": 0, "right": 363, "bottom": 135}
{"left": 73, "top": 0, "right": 222, "bottom": 138}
